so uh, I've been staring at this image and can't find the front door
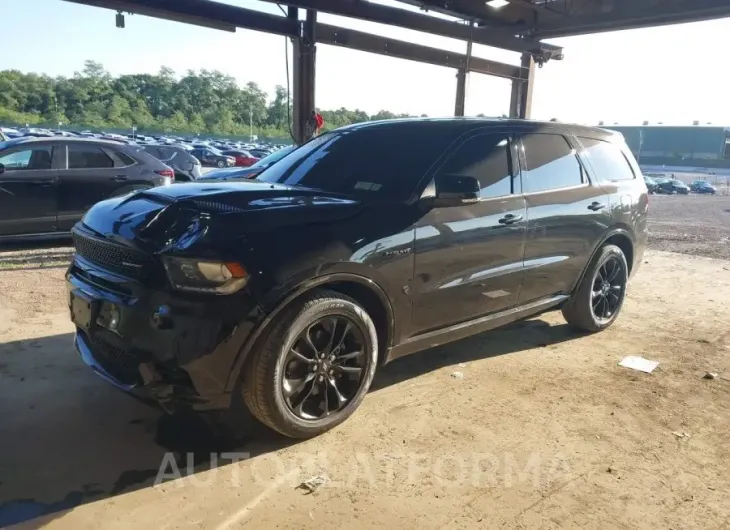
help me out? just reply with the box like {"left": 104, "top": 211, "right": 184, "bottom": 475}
{"left": 516, "top": 132, "right": 612, "bottom": 304}
{"left": 412, "top": 132, "right": 527, "bottom": 335}
{"left": 0, "top": 144, "right": 59, "bottom": 237}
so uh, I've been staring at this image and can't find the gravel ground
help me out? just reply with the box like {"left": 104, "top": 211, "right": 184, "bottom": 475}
{"left": 647, "top": 194, "right": 730, "bottom": 260}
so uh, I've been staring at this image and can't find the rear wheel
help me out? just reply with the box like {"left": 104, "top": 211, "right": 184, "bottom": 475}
{"left": 562, "top": 244, "right": 628, "bottom": 332}
{"left": 243, "top": 290, "right": 378, "bottom": 439}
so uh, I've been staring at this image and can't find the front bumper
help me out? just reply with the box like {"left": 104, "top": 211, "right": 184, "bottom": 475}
{"left": 67, "top": 254, "right": 264, "bottom": 413}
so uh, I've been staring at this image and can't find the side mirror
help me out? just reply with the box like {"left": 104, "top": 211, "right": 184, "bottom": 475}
{"left": 430, "top": 174, "right": 480, "bottom": 207}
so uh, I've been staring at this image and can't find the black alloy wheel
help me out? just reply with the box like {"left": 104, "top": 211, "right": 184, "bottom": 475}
{"left": 590, "top": 256, "right": 625, "bottom": 323}
{"left": 282, "top": 316, "right": 366, "bottom": 420}
{"left": 562, "top": 244, "right": 628, "bottom": 332}
{"left": 243, "top": 290, "right": 378, "bottom": 439}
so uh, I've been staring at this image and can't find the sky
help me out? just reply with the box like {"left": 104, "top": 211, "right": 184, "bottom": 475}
{"left": 3, "top": 0, "right": 730, "bottom": 125}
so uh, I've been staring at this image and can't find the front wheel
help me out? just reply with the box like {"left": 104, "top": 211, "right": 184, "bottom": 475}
{"left": 562, "top": 244, "right": 628, "bottom": 332}
{"left": 243, "top": 290, "right": 378, "bottom": 439}
{"left": 216, "top": 160, "right": 225, "bottom": 168}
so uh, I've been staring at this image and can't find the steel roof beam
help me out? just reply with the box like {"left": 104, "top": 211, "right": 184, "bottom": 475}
{"left": 317, "top": 23, "right": 526, "bottom": 80}
{"left": 64, "top": 0, "right": 298, "bottom": 36}
{"left": 263, "top": 0, "right": 562, "bottom": 60}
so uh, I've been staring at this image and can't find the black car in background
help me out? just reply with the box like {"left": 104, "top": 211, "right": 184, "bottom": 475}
{"left": 689, "top": 180, "right": 717, "bottom": 194}
{"left": 190, "top": 147, "right": 235, "bottom": 168}
{"left": 142, "top": 145, "right": 202, "bottom": 182}
{"left": 67, "top": 119, "right": 648, "bottom": 439}
{"left": 198, "top": 144, "right": 296, "bottom": 181}
{"left": 656, "top": 179, "right": 690, "bottom": 194}
{"left": 0, "top": 137, "right": 172, "bottom": 240}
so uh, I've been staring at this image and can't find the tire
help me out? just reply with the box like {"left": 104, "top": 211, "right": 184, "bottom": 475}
{"left": 243, "top": 290, "right": 378, "bottom": 439}
{"left": 561, "top": 244, "right": 628, "bottom": 333}
{"left": 216, "top": 160, "right": 225, "bottom": 168}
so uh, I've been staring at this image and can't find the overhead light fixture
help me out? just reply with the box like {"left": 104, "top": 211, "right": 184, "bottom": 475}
{"left": 486, "top": 0, "right": 510, "bottom": 8}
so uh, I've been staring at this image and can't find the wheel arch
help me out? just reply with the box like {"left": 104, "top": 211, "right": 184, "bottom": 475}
{"left": 225, "top": 273, "right": 395, "bottom": 393}
{"left": 571, "top": 228, "right": 635, "bottom": 296}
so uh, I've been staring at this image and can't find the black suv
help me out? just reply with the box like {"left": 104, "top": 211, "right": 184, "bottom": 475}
{"left": 0, "top": 137, "right": 173, "bottom": 240}
{"left": 67, "top": 119, "right": 648, "bottom": 439}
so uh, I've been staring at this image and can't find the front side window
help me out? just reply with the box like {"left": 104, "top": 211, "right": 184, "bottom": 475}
{"left": 521, "top": 134, "right": 583, "bottom": 193}
{"left": 0, "top": 146, "right": 53, "bottom": 170}
{"left": 67, "top": 144, "right": 114, "bottom": 169}
{"left": 579, "top": 137, "right": 635, "bottom": 181}
{"left": 257, "top": 126, "right": 449, "bottom": 200}
{"left": 436, "top": 134, "right": 513, "bottom": 199}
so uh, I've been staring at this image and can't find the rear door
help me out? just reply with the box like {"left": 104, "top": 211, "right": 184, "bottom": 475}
{"left": 517, "top": 132, "right": 612, "bottom": 304}
{"left": 57, "top": 143, "right": 137, "bottom": 231}
{"left": 412, "top": 131, "right": 527, "bottom": 334}
{"left": 576, "top": 135, "right": 649, "bottom": 271}
{"left": 0, "top": 143, "right": 59, "bottom": 236}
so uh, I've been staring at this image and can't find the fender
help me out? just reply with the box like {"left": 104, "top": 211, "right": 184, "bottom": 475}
{"left": 570, "top": 226, "right": 635, "bottom": 295}
{"left": 224, "top": 272, "right": 395, "bottom": 393}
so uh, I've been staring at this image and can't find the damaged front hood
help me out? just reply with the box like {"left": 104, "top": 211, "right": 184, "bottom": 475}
{"left": 79, "top": 181, "right": 362, "bottom": 252}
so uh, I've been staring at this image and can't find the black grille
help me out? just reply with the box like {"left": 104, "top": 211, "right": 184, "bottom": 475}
{"left": 84, "top": 332, "right": 144, "bottom": 385}
{"left": 72, "top": 232, "right": 158, "bottom": 281}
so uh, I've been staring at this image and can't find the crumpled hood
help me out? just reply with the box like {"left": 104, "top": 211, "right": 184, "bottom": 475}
{"left": 80, "top": 181, "right": 362, "bottom": 252}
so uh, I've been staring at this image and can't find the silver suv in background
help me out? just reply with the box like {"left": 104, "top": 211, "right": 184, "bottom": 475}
{"left": 142, "top": 145, "right": 202, "bottom": 182}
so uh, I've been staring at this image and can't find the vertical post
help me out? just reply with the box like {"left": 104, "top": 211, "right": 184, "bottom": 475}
{"left": 509, "top": 53, "right": 536, "bottom": 119}
{"left": 292, "top": 10, "right": 317, "bottom": 145}
{"left": 454, "top": 21, "right": 473, "bottom": 117}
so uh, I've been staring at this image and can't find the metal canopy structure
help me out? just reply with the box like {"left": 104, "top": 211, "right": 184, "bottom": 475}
{"left": 64, "top": 0, "right": 730, "bottom": 143}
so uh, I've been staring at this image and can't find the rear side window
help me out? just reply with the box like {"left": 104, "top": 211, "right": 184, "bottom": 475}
{"left": 67, "top": 144, "right": 114, "bottom": 169}
{"left": 579, "top": 137, "right": 635, "bottom": 181}
{"left": 106, "top": 149, "right": 136, "bottom": 167}
{"left": 436, "top": 134, "right": 513, "bottom": 199}
{"left": 521, "top": 134, "right": 583, "bottom": 193}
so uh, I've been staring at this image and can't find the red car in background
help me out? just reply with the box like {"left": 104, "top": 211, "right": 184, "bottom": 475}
{"left": 221, "top": 150, "right": 259, "bottom": 167}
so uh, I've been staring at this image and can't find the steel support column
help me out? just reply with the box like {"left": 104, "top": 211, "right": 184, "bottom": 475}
{"left": 454, "top": 21, "right": 473, "bottom": 117}
{"left": 292, "top": 9, "right": 317, "bottom": 145}
{"left": 509, "top": 53, "right": 535, "bottom": 119}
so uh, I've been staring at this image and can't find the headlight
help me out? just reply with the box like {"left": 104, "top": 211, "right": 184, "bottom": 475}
{"left": 162, "top": 258, "right": 248, "bottom": 294}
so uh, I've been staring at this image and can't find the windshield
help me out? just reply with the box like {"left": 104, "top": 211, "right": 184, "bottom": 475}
{"left": 256, "top": 125, "right": 448, "bottom": 200}
{"left": 671, "top": 180, "right": 685, "bottom": 185}
{"left": 252, "top": 145, "right": 296, "bottom": 168}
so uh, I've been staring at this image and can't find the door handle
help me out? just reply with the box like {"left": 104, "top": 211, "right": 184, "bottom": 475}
{"left": 498, "top": 214, "right": 523, "bottom": 225}
{"left": 30, "top": 179, "right": 55, "bottom": 187}
{"left": 588, "top": 202, "right": 606, "bottom": 211}
{"left": 112, "top": 175, "right": 129, "bottom": 182}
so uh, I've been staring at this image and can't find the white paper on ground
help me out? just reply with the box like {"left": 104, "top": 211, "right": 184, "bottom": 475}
{"left": 619, "top": 356, "right": 659, "bottom": 373}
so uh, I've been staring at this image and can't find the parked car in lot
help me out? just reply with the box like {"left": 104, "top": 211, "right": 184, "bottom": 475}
{"left": 67, "top": 119, "right": 648, "bottom": 439}
{"left": 198, "top": 144, "right": 296, "bottom": 181}
{"left": 689, "top": 180, "right": 717, "bottom": 194}
{"left": 656, "top": 178, "right": 690, "bottom": 194}
{"left": 220, "top": 150, "right": 259, "bottom": 167}
{"left": 643, "top": 175, "right": 658, "bottom": 193}
{"left": 0, "top": 137, "right": 173, "bottom": 240}
{"left": 142, "top": 145, "right": 202, "bottom": 182}
{"left": 190, "top": 147, "right": 235, "bottom": 168}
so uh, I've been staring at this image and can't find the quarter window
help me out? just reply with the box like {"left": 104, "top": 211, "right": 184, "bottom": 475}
{"left": 521, "top": 134, "right": 583, "bottom": 193}
{"left": 437, "top": 134, "right": 513, "bottom": 199}
{"left": 67, "top": 145, "right": 114, "bottom": 169}
{"left": 579, "top": 137, "right": 635, "bottom": 181}
{"left": 0, "top": 146, "right": 52, "bottom": 170}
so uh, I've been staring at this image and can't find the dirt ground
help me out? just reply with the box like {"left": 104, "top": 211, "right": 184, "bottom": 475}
{"left": 648, "top": 194, "right": 730, "bottom": 260}
{"left": 0, "top": 250, "right": 729, "bottom": 529}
